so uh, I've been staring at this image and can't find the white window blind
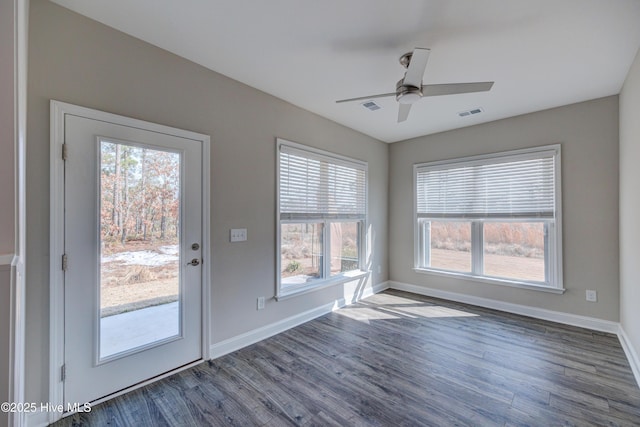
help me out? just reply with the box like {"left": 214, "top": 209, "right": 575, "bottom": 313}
{"left": 279, "top": 144, "right": 367, "bottom": 220}
{"left": 416, "top": 148, "right": 557, "bottom": 219}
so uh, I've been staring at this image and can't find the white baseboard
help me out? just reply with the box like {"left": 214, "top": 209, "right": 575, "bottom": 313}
{"left": 388, "top": 281, "right": 620, "bottom": 334}
{"left": 210, "top": 281, "right": 389, "bottom": 359}
{"left": 0, "top": 253, "right": 15, "bottom": 271}
{"left": 618, "top": 325, "right": 640, "bottom": 388}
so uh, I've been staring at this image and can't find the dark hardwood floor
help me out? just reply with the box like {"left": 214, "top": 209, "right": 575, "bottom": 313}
{"left": 54, "top": 290, "right": 640, "bottom": 426}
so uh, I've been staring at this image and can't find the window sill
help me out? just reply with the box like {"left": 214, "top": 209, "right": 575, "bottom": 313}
{"left": 412, "top": 268, "right": 566, "bottom": 294}
{"left": 276, "top": 270, "right": 370, "bottom": 301}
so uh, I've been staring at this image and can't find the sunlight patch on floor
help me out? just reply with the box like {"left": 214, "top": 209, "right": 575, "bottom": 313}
{"left": 339, "top": 297, "right": 480, "bottom": 322}
{"left": 336, "top": 307, "right": 401, "bottom": 324}
{"left": 394, "top": 305, "right": 479, "bottom": 318}
{"left": 363, "top": 293, "right": 480, "bottom": 318}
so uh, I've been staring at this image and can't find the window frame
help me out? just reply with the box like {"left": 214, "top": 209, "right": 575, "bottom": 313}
{"left": 276, "top": 139, "right": 368, "bottom": 299}
{"left": 413, "top": 145, "right": 564, "bottom": 293}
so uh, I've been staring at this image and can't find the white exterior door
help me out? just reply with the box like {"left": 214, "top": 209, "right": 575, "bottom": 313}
{"left": 55, "top": 103, "right": 207, "bottom": 407}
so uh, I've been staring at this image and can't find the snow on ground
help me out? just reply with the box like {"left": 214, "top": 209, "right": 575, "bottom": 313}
{"left": 158, "top": 245, "right": 179, "bottom": 256}
{"left": 102, "top": 245, "right": 179, "bottom": 266}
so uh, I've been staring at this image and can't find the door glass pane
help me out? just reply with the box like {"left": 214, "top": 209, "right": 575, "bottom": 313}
{"left": 428, "top": 221, "right": 472, "bottom": 273}
{"left": 483, "top": 222, "right": 546, "bottom": 282}
{"left": 99, "top": 141, "right": 181, "bottom": 360}
{"left": 280, "top": 223, "right": 323, "bottom": 287}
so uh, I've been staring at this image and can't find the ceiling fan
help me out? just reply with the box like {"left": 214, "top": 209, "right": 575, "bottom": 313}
{"left": 336, "top": 48, "right": 494, "bottom": 122}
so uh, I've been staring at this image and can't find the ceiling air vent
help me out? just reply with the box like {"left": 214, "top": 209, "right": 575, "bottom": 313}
{"left": 361, "top": 101, "right": 381, "bottom": 111}
{"left": 458, "top": 107, "right": 484, "bottom": 117}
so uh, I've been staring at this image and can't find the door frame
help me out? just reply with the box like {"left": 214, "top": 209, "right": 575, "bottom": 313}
{"left": 49, "top": 100, "right": 211, "bottom": 423}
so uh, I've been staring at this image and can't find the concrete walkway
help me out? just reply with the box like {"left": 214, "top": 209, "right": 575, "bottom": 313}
{"left": 100, "top": 301, "right": 179, "bottom": 358}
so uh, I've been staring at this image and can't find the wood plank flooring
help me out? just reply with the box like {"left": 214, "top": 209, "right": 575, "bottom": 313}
{"left": 54, "top": 290, "right": 640, "bottom": 426}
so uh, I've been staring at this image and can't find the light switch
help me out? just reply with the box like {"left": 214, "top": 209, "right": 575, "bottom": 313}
{"left": 230, "top": 228, "right": 247, "bottom": 242}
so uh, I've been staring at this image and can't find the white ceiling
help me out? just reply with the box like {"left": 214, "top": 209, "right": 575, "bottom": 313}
{"left": 51, "top": 0, "right": 640, "bottom": 143}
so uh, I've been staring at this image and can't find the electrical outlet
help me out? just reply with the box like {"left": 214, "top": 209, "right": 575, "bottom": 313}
{"left": 230, "top": 228, "right": 247, "bottom": 242}
{"left": 586, "top": 290, "right": 597, "bottom": 302}
{"left": 257, "top": 296, "right": 265, "bottom": 310}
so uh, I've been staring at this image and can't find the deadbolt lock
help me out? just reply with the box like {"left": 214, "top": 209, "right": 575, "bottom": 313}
{"left": 191, "top": 243, "right": 200, "bottom": 251}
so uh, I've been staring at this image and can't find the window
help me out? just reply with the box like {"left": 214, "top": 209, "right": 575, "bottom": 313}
{"left": 277, "top": 139, "right": 367, "bottom": 297}
{"left": 414, "top": 145, "right": 563, "bottom": 291}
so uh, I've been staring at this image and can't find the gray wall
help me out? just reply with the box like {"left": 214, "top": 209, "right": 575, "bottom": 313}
{"left": 0, "top": 0, "right": 15, "bottom": 256}
{"left": 620, "top": 48, "right": 640, "bottom": 358}
{"left": 389, "top": 96, "right": 620, "bottom": 321}
{"left": 0, "top": 0, "right": 16, "bottom": 424}
{"left": 26, "top": 0, "right": 388, "bottom": 404}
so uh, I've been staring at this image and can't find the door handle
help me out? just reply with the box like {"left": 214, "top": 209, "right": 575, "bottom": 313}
{"left": 187, "top": 258, "right": 200, "bottom": 266}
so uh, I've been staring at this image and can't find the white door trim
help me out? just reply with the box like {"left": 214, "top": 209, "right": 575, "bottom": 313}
{"left": 11, "top": 2, "right": 29, "bottom": 427}
{"left": 49, "top": 100, "right": 211, "bottom": 424}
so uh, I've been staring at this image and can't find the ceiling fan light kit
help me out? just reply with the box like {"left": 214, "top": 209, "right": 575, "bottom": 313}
{"left": 396, "top": 79, "right": 422, "bottom": 104}
{"left": 336, "top": 47, "right": 494, "bottom": 123}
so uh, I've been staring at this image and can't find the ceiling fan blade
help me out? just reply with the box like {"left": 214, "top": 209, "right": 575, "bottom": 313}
{"left": 403, "top": 48, "right": 430, "bottom": 88}
{"left": 335, "top": 92, "right": 396, "bottom": 104}
{"left": 398, "top": 103, "right": 412, "bottom": 122}
{"left": 421, "top": 81, "right": 494, "bottom": 97}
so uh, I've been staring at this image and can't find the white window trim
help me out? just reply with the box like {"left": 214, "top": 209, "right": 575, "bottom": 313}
{"left": 413, "top": 144, "right": 564, "bottom": 292}
{"left": 276, "top": 138, "right": 369, "bottom": 299}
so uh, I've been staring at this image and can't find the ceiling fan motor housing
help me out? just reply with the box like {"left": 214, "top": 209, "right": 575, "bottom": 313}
{"left": 396, "top": 79, "right": 422, "bottom": 104}
{"left": 399, "top": 51, "right": 413, "bottom": 69}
